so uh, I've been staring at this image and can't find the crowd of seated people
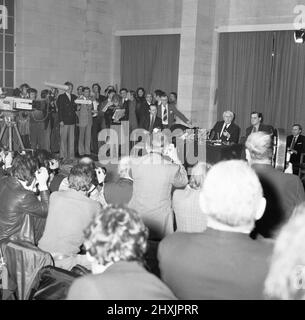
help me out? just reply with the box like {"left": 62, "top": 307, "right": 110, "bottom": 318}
{"left": 2, "top": 82, "right": 305, "bottom": 300}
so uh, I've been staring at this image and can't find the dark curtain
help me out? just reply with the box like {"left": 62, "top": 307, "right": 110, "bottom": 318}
{"left": 270, "top": 31, "right": 305, "bottom": 131}
{"left": 120, "top": 35, "right": 180, "bottom": 94}
{"left": 217, "top": 32, "right": 274, "bottom": 137}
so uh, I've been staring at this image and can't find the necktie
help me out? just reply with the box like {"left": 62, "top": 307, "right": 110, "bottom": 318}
{"left": 252, "top": 126, "right": 257, "bottom": 133}
{"left": 149, "top": 114, "right": 155, "bottom": 132}
{"left": 290, "top": 136, "right": 297, "bottom": 150}
{"left": 163, "top": 106, "right": 168, "bottom": 124}
{"left": 221, "top": 124, "right": 227, "bottom": 137}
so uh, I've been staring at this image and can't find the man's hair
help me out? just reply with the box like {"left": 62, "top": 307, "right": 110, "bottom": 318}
{"left": 64, "top": 81, "right": 73, "bottom": 87}
{"left": 119, "top": 88, "right": 128, "bottom": 93}
{"left": 84, "top": 205, "right": 148, "bottom": 266}
{"left": 264, "top": 203, "right": 305, "bottom": 300}
{"left": 223, "top": 110, "right": 234, "bottom": 118}
{"left": 11, "top": 154, "right": 39, "bottom": 186}
{"left": 154, "top": 89, "right": 164, "bottom": 97}
{"left": 19, "top": 83, "right": 30, "bottom": 90}
{"left": 107, "top": 89, "right": 116, "bottom": 96}
{"left": 34, "top": 149, "right": 52, "bottom": 169}
{"left": 199, "top": 160, "right": 263, "bottom": 227}
{"left": 189, "top": 162, "right": 211, "bottom": 190}
{"left": 293, "top": 124, "right": 302, "bottom": 132}
{"left": 136, "top": 87, "right": 145, "bottom": 96}
{"left": 92, "top": 83, "right": 101, "bottom": 92}
{"left": 160, "top": 93, "right": 168, "bottom": 99}
{"left": 251, "top": 111, "right": 263, "bottom": 122}
{"left": 68, "top": 163, "right": 93, "bottom": 192}
{"left": 41, "top": 89, "right": 50, "bottom": 99}
{"left": 170, "top": 92, "right": 177, "bottom": 100}
{"left": 83, "top": 87, "right": 90, "bottom": 92}
{"left": 28, "top": 88, "right": 38, "bottom": 95}
{"left": 245, "top": 131, "right": 273, "bottom": 161}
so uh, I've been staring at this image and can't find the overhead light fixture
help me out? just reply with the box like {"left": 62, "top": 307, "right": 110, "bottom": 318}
{"left": 294, "top": 29, "right": 305, "bottom": 43}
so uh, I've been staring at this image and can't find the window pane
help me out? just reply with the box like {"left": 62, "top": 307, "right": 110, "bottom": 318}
{"left": 5, "top": 17, "right": 14, "bottom": 35}
{"left": 5, "top": 70, "right": 13, "bottom": 88}
{"left": 5, "top": 34, "right": 13, "bottom": 52}
{"left": 0, "top": 69, "right": 4, "bottom": 87}
{"left": 4, "top": 0, "right": 14, "bottom": 17}
{"left": 5, "top": 52, "right": 13, "bottom": 70}
{"left": 0, "top": 33, "right": 3, "bottom": 50}
{"left": 0, "top": 52, "right": 3, "bottom": 69}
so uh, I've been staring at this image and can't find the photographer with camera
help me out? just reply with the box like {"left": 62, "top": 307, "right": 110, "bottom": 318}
{"left": 0, "top": 153, "right": 50, "bottom": 245}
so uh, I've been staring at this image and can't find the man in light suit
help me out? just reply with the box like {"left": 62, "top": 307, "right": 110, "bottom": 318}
{"left": 210, "top": 110, "right": 240, "bottom": 143}
{"left": 128, "top": 132, "right": 188, "bottom": 240}
{"left": 245, "top": 112, "right": 274, "bottom": 138}
{"left": 246, "top": 131, "right": 305, "bottom": 239}
{"left": 286, "top": 124, "right": 305, "bottom": 175}
{"left": 157, "top": 94, "right": 192, "bottom": 129}
{"left": 57, "top": 81, "right": 77, "bottom": 160}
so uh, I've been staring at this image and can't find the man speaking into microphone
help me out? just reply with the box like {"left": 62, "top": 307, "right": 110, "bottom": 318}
{"left": 210, "top": 110, "right": 240, "bottom": 144}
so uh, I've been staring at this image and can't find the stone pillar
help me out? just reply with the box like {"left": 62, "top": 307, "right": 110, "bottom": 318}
{"left": 177, "top": 0, "right": 216, "bottom": 129}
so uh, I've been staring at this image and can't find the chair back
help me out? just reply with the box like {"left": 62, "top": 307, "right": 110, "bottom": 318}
{"left": 1, "top": 240, "right": 53, "bottom": 300}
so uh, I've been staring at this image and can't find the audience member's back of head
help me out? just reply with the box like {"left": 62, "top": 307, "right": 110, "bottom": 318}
{"left": 189, "top": 162, "right": 211, "bottom": 190}
{"left": 84, "top": 205, "right": 148, "bottom": 267}
{"left": 264, "top": 203, "right": 305, "bottom": 300}
{"left": 68, "top": 163, "right": 93, "bottom": 193}
{"left": 245, "top": 131, "right": 273, "bottom": 163}
{"left": 11, "top": 154, "right": 39, "bottom": 186}
{"left": 199, "top": 160, "right": 265, "bottom": 229}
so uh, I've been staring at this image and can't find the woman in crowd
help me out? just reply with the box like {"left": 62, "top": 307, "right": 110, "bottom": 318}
{"left": 66, "top": 205, "right": 177, "bottom": 300}
{"left": 172, "top": 161, "right": 211, "bottom": 232}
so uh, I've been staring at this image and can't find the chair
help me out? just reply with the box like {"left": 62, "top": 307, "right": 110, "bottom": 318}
{"left": 0, "top": 240, "right": 54, "bottom": 300}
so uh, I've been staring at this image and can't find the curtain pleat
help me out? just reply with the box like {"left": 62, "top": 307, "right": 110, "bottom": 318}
{"left": 120, "top": 35, "right": 180, "bottom": 94}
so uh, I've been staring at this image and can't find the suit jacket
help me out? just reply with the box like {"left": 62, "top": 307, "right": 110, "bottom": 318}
{"left": 104, "top": 178, "right": 133, "bottom": 205}
{"left": 38, "top": 190, "right": 101, "bottom": 255}
{"left": 158, "top": 228, "right": 274, "bottom": 300}
{"left": 210, "top": 121, "right": 240, "bottom": 144}
{"left": 127, "top": 100, "right": 138, "bottom": 131}
{"left": 172, "top": 186, "right": 207, "bottom": 233}
{"left": 57, "top": 93, "right": 77, "bottom": 125}
{"left": 77, "top": 102, "right": 93, "bottom": 127}
{"left": 67, "top": 261, "right": 177, "bottom": 300}
{"left": 246, "top": 123, "right": 274, "bottom": 138}
{"left": 286, "top": 134, "right": 305, "bottom": 164}
{"left": 250, "top": 163, "right": 305, "bottom": 238}
{"left": 128, "top": 153, "right": 188, "bottom": 240}
{"left": 140, "top": 112, "right": 163, "bottom": 133}
{"left": 157, "top": 103, "right": 189, "bottom": 128}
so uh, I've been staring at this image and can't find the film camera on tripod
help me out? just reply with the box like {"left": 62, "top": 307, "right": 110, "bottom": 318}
{"left": 0, "top": 88, "right": 33, "bottom": 152}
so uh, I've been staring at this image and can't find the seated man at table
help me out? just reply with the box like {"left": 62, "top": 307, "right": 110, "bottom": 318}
{"left": 210, "top": 110, "right": 240, "bottom": 143}
{"left": 245, "top": 112, "right": 274, "bottom": 138}
{"left": 158, "top": 160, "right": 273, "bottom": 300}
{"left": 286, "top": 124, "right": 305, "bottom": 175}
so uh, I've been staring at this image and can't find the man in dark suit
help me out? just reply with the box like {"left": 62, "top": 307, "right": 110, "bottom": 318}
{"left": 57, "top": 82, "right": 77, "bottom": 160}
{"left": 287, "top": 124, "right": 305, "bottom": 175}
{"left": 246, "top": 131, "right": 305, "bottom": 239}
{"left": 157, "top": 94, "right": 192, "bottom": 129}
{"left": 104, "top": 157, "right": 133, "bottom": 205}
{"left": 210, "top": 110, "right": 240, "bottom": 143}
{"left": 158, "top": 160, "right": 273, "bottom": 300}
{"left": 245, "top": 112, "right": 274, "bottom": 138}
{"left": 139, "top": 104, "right": 163, "bottom": 133}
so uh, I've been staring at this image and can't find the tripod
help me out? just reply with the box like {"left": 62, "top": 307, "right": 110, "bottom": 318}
{"left": 0, "top": 111, "right": 25, "bottom": 152}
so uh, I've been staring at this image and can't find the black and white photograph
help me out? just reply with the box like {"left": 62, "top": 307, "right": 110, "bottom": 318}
{"left": 0, "top": 0, "right": 305, "bottom": 307}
